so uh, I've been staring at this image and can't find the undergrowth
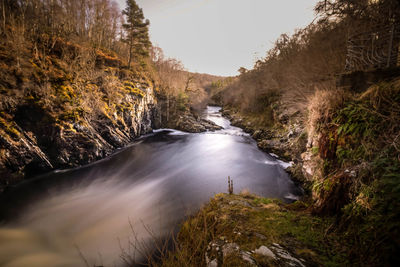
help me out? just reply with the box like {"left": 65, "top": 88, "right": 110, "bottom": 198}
{"left": 310, "top": 80, "right": 400, "bottom": 265}
{"left": 151, "top": 193, "right": 347, "bottom": 267}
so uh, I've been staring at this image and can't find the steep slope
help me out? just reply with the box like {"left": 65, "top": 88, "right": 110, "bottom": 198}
{"left": 0, "top": 37, "right": 159, "bottom": 190}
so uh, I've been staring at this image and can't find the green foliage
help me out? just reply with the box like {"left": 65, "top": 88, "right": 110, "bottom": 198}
{"left": 122, "top": 0, "right": 151, "bottom": 66}
{"left": 177, "top": 92, "right": 189, "bottom": 112}
{"left": 313, "top": 81, "right": 400, "bottom": 265}
{"left": 333, "top": 81, "right": 400, "bottom": 166}
{"left": 160, "top": 194, "right": 347, "bottom": 266}
{"left": 252, "top": 197, "right": 280, "bottom": 206}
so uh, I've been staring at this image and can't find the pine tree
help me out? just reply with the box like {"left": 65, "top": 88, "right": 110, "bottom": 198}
{"left": 122, "top": 0, "right": 151, "bottom": 68}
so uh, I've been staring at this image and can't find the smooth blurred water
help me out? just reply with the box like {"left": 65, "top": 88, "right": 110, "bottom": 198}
{"left": 0, "top": 106, "right": 302, "bottom": 267}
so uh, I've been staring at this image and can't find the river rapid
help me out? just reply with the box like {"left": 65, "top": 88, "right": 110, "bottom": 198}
{"left": 0, "top": 106, "right": 302, "bottom": 266}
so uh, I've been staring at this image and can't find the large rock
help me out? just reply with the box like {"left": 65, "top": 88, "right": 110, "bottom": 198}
{"left": 174, "top": 114, "right": 222, "bottom": 133}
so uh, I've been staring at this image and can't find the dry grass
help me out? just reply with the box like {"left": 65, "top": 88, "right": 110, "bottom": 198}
{"left": 307, "top": 79, "right": 400, "bottom": 265}
{"left": 118, "top": 208, "right": 219, "bottom": 267}
{"left": 239, "top": 188, "right": 252, "bottom": 198}
{"left": 130, "top": 193, "right": 347, "bottom": 266}
{"left": 307, "top": 87, "right": 350, "bottom": 143}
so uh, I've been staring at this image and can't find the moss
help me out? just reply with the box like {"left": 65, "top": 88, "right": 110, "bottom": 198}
{"left": 0, "top": 115, "right": 20, "bottom": 139}
{"left": 252, "top": 197, "right": 280, "bottom": 206}
{"left": 116, "top": 101, "right": 133, "bottom": 112}
{"left": 54, "top": 83, "right": 81, "bottom": 106}
{"left": 311, "top": 146, "right": 319, "bottom": 155}
{"left": 59, "top": 108, "right": 84, "bottom": 123}
{"left": 310, "top": 80, "right": 400, "bottom": 265}
{"left": 322, "top": 176, "right": 336, "bottom": 192}
{"left": 177, "top": 92, "right": 189, "bottom": 112}
{"left": 99, "top": 102, "right": 117, "bottom": 124}
{"left": 123, "top": 81, "right": 145, "bottom": 98}
{"left": 160, "top": 194, "right": 347, "bottom": 266}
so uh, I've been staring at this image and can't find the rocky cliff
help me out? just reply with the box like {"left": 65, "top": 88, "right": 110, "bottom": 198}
{"left": 0, "top": 37, "right": 161, "bottom": 190}
{"left": 0, "top": 83, "right": 158, "bottom": 190}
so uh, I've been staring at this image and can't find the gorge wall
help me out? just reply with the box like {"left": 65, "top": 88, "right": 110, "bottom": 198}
{"left": 0, "top": 85, "right": 157, "bottom": 188}
{"left": 0, "top": 37, "right": 160, "bottom": 191}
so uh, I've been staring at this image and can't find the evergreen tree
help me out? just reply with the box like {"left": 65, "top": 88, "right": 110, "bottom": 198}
{"left": 122, "top": 0, "right": 151, "bottom": 67}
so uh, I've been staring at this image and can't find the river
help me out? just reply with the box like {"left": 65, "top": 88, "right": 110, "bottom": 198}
{"left": 0, "top": 106, "right": 302, "bottom": 266}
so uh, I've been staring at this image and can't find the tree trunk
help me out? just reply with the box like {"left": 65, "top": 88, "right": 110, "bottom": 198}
{"left": 166, "top": 93, "right": 170, "bottom": 122}
{"left": 128, "top": 36, "right": 133, "bottom": 68}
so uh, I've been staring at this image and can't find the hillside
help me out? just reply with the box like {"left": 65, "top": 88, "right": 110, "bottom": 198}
{"left": 0, "top": 0, "right": 221, "bottom": 190}
{"left": 205, "top": 0, "right": 400, "bottom": 265}
{"left": 0, "top": 35, "right": 159, "bottom": 189}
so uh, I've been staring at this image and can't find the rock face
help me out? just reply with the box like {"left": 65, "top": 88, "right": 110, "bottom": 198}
{"left": 0, "top": 86, "right": 157, "bottom": 190}
{"left": 173, "top": 114, "right": 222, "bottom": 133}
{"left": 222, "top": 108, "right": 306, "bottom": 162}
{"left": 221, "top": 107, "right": 309, "bottom": 188}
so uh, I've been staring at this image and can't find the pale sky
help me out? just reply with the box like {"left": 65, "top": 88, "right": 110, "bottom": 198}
{"left": 117, "top": 0, "right": 318, "bottom": 76}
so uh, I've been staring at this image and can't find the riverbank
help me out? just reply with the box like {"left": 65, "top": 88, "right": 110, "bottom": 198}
{"left": 220, "top": 107, "right": 310, "bottom": 191}
{"left": 0, "top": 106, "right": 303, "bottom": 266}
{"left": 205, "top": 79, "right": 400, "bottom": 266}
{"left": 157, "top": 192, "right": 347, "bottom": 266}
{"left": 0, "top": 34, "right": 220, "bottom": 192}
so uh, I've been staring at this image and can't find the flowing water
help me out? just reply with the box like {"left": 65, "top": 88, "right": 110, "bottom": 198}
{"left": 0, "top": 106, "right": 302, "bottom": 266}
